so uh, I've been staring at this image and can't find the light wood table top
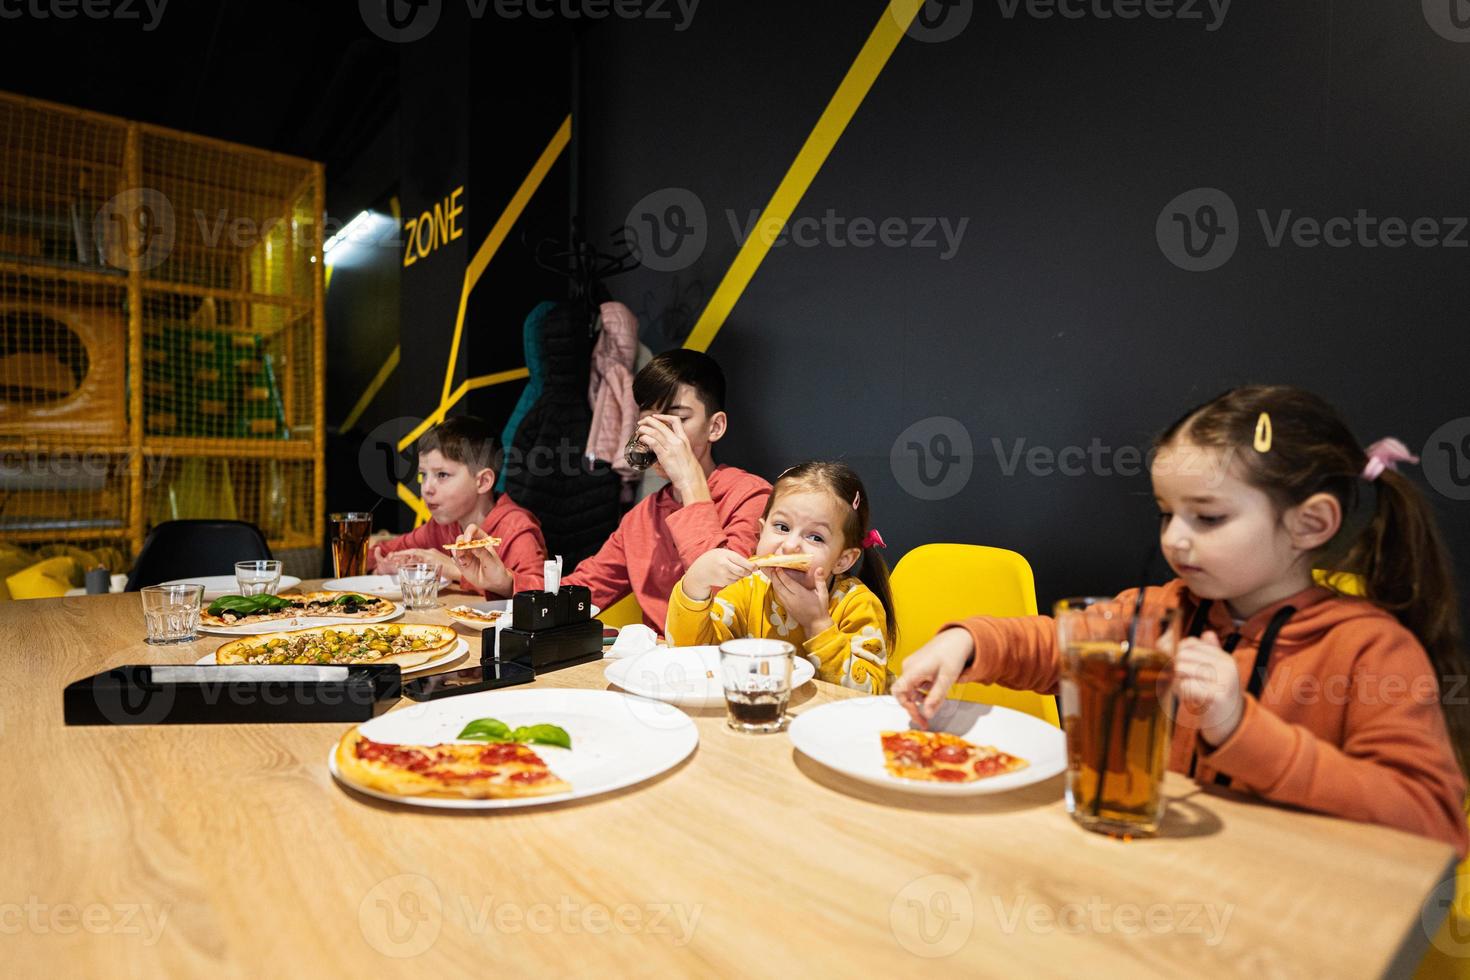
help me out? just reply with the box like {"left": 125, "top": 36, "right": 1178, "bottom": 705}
{"left": 2, "top": 587, "right": 1456, "bottom": 978}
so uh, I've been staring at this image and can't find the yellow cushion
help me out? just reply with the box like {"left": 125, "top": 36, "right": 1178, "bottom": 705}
{"left": 5, "top": 556, "right": 81, "bottom": 600}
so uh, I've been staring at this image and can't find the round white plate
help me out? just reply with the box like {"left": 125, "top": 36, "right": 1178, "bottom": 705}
{"left": 328, "top": 688, "right": 699, "bottom": 809}
{"left": 788, "top": 696, "right": 1066, "bottom": 796}
{"left": 157, "top": 574, "right": 302, "bottom": 600}
{"left": 605, "top": 646, "right": 816, "bottom": 709}
{"left": 321, "top": 574, "right": 404, "bottom": 598}
{"left": 197, "top": 603, "right": 404, "bottom": 635}
{"left": 196, "top": 638, "right": 468, "bottom": 676}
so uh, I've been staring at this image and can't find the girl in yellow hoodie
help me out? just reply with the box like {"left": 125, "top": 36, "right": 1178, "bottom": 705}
{"left": 895, "top": 385, "right": 1469, "bottom": 855}
{"left": 666, "top": 460, "right": 895, "bottom": 694}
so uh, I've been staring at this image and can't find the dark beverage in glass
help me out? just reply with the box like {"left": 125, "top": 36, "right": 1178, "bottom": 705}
{"left": 329, "top": 511, "right": 372, "bottom": 578}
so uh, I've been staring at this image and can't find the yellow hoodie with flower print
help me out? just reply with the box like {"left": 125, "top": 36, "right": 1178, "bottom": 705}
{"left": 666, "top": 571, "right": 890, "bottom": 693}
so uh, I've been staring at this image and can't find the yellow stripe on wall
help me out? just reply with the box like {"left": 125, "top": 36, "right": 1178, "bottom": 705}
{"left": 684, "top": 0, "right": 921, "bottom": 353}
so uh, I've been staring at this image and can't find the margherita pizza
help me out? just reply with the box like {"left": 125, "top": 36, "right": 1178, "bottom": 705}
{"left": 880, "top": 730, "right": 1028, "bottom": 783}
{"left": 334, "top": 727, "right": 571, "bottom": 799}
{"left": 201, "top": 591, "right": 395, "bottom": 628}
{"left": 213, "top": 623, "right": 456, "bottom": 668}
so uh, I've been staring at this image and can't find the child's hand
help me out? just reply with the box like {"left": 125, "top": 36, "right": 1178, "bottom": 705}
{"left": 449, "top": 525, "right": 514, "bottom": 597}
{"left": 635, "top": 415, "right": 708, "bottom": 501}
{"left": 769, "top": 564, "right": 832, "bottom": 638}
{"left": 684, "top": 549, "right": 753, "bottom": 601}
{"left": 1172, "top": 630, "right": 1245, "bottom": 746}
{"left": 891, "top": 628, "right": 975, "bottom": 729}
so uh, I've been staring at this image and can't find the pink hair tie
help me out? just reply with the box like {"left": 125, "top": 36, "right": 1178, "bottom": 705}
{"left": 862, "top": 529, "right": 886, "bottom": 550}
{"left": 1361, "top": 437, "right": 1419, "bottom": 481}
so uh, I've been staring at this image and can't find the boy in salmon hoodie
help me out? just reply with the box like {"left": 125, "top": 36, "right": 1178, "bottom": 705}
{"left": 372, "top": 416, "right": 547, "bottom": 598}
{"left": 894, "top": 386, "right": 1469, "bottom": 855}
{"left": 453, "top": 350, "right": 770, "bottom": 630}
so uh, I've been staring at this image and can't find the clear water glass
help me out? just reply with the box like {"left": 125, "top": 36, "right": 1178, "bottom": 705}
{"left": 398, "top": 562, "right": 440, "bottom": 610}
{"left": 141, "top": 583, "right": 204, "bottom": 644}
{"left": 235, "top": 560, "right": 282, "bottom": 596}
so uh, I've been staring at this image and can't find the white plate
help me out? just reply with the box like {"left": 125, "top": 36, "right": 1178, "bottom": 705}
{"left": 322, "top": 574, "right": 449, "bottom": 599}
{"left": 328, "top": 688, "right": 698, "bottom": 809}
{"left": 788, "top": 696, "right": 1066, "bottom": 796}
{"left": 605, "top": 646, "right": 816, "bottom": 709}
{"left": 197, "top": 603, "right": 404, "bottom": 635}
{"left": 196, "top": 638, "right": 468, "bottom": 676}
{"left": 157, "top": 574, "right": 302, "bottom": 600}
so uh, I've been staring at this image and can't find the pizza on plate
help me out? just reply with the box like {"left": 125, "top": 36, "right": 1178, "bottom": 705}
{"left": 442, "top": 537, "right": 502, "bottom": 553}
{"left": 201, "top": 591, "right": 395, "bottom": 628}
{"left": 334, "top": 727, "right": 571, "bottom": 799}
{"left": 747, "top": 553, "right": 812, "bottom": 571}
{"left": 880, "top": 730, "right": 1028, "bottom": 783}
{"left": 213, "top": 623, "right": 456, "bottom": 668}
{"left": 448, "top": 604, "right": 508, "bottom": 625}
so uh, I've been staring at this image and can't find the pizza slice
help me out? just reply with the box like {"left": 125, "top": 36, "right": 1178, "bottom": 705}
{"left": 880, "top": 730, "right": 1028, "bottom": 783}
{"left": 335, "top": 727, "right": 571, "bottom": 799}
{"left": 213, "top": 623, "right": 456, "bottom": 668}
{"left": 443, "top": 537, "right": 502, "bottom": 553}
{"left": 747, "top": 553, "right": 813, "bottom": 571}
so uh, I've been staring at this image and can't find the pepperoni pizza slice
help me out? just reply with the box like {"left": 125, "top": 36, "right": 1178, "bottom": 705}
{"left": 880, "top": 730, "right": 1028, "bottom": 783}
{"left": 335, "top": 728, "right": 571, "bottom": 799}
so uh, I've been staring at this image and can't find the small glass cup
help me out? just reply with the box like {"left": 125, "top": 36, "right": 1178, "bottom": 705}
{"left": 624, "top": 434, "right": 657, "bottom": 471}
{"left": 1056, "top": 594, "right": 1180, "bottom": 838}
{"left": 719, "top": 638, "right": 795, "bottom": 733}
{"left": 235, "top": 559, "right": 282, "bottom": 596}
{"left": 141, "top": 583, "right": 204, "bottom": 644}
{"left": 398, "top": 562, "right": 440, "bottom": 610}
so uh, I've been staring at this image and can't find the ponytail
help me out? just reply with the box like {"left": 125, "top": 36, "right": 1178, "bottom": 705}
{"left": 1342, "top": 471, "right": 1470, "bottom": 769}
{"left": 856, "top": 545, "right": 898, "bottom": 648}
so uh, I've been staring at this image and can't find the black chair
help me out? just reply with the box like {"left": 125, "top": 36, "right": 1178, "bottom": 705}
{"left": 125, "top": 520, "right": 274, "bottom": 591}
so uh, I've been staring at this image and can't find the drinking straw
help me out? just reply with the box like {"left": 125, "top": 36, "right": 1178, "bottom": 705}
{"left": 1091, "top": 546, "right": 1157, "bottom": 818}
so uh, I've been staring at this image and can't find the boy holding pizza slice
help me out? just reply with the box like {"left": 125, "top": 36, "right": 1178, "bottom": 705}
{"left": 373, "top": 416, "right": 547, "bottom": 598}
{"left": 454, "top": 351, "right": 770, "bottom": 631}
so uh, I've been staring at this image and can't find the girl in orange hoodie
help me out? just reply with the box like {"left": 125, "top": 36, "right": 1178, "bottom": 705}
{"left": 893, "top": 385, "right": 1470, "bottom": 855}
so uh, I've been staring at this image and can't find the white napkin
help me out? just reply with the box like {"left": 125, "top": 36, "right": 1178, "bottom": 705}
{"left": 605, "top": 624, "right": 658, "bottom": 659}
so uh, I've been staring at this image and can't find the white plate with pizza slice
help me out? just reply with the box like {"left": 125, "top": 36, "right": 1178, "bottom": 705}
{"left": 196, "top": 639, "right": 468, "bottom": 676}
{"left": 788, "top": 696, "right": 1066, "bottom": 796}
{"left": 328, "top": 688, "right": 699, "bottom": 809}
{"left": 605, "top": 646, "right": 816, "bottom": 709}
{"left": 445, "top": 599, "right": 512, "bottom": 631}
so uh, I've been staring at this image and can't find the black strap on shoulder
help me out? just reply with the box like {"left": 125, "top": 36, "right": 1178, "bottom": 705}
{"left": 1210, "top": 604, "right": 1296, "bottom": 787}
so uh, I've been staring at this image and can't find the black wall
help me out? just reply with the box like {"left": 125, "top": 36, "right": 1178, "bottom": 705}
{"left": 579, "top": 0, "right": 1470, "bottom": 610}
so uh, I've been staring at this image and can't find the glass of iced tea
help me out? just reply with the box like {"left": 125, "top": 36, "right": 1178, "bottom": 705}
{"left": 329, "top": 511, "right": 372, "bottom": 578}
{"left": 719, "top": 638, "right": 795, "bottom": 733}
{"left": 1056, "top": 594, "right": 1179, "bottom": 838}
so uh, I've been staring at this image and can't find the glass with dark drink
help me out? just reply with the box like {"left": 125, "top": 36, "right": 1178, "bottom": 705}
{"left": 1055, "top": 595, "right": 1179, "bottom": 838}
{"left": 624, "top": 434, "right": 657, "bottom": 471}
{"left": 719, "top": 638, "right": 795, "bottom": 733}
{"left": 329, "top": 511, "right": 372, "bottom": 578}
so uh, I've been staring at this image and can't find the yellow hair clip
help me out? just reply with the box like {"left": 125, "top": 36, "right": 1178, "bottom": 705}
{"left": 1253, "top": 412, "right": 1273, "bottom": 453}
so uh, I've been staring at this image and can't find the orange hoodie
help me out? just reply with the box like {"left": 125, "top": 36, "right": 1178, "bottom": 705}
{"left": 947, "top": 579, "right": 1468, "bottom": 855}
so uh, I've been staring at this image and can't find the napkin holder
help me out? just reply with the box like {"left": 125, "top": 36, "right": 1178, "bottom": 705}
{"left": 497, "top": 585, "right": 604, "bottom": 674}
{"left": 63, "top": 663, "right": 402, "bottom": 726}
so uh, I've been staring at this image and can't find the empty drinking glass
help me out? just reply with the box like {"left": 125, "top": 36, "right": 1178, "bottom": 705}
{"left": 398, "top": 562, "right": 440, "bottom": 610}
{"left": 141, "top": 583, "right": 204, "bottom": 644}
{"left": 235, "top": 560, "right": 282, "bottom": 596}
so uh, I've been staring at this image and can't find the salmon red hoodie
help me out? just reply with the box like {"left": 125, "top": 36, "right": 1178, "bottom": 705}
{"left": 947, "top": 579, "right": 1468, "bottom": 855}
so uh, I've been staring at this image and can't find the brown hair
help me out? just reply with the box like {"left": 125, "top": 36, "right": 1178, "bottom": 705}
{"left": 633, "top": 349, "right": 725, "bottom": 415}
{"left": 1158, "top": 385, "right": 1468, "bottom": 769}
{"left": 766, "top": 460, "right": 897, "bottom": 646}
{"left": 417, "top": 415, "right": 502, "bottom": 475}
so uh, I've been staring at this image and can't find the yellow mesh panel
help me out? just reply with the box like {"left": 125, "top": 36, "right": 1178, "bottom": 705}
{"left": 0, "top": 92, "right": 324, "bottom": 563}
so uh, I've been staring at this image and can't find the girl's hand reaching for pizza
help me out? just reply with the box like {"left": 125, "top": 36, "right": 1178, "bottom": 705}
{"left": 450, "top": 525, "right": 514, "bottom": 597}
{"left": 891, "top": 628, "right": 976, "bottom": 729}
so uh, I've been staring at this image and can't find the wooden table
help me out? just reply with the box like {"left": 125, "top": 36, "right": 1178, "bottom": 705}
{"left": 2, "top": 589, "right": 1456, "bottom": 978}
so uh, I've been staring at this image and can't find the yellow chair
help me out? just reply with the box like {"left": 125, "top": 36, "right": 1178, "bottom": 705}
{"left": 1416, "top": 815, "right": 1470, "bottom": 978}
{"left": 598, "top": 591, "right": 647, "bottom": 629}
{"left": 889, "top": 544, "right": 1060, "bottom": 727}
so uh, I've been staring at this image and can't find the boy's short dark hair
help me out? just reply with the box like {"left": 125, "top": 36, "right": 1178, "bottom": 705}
{"left": 633, "top": 349, "right": 726, "bottom": 416}
{"left": 417, "top": 415, "right": 502, "bottom": 474}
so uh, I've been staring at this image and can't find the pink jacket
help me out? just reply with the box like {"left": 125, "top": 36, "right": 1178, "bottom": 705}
{"left": 585, "top": 301, "right": 641, "bottom": 481}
